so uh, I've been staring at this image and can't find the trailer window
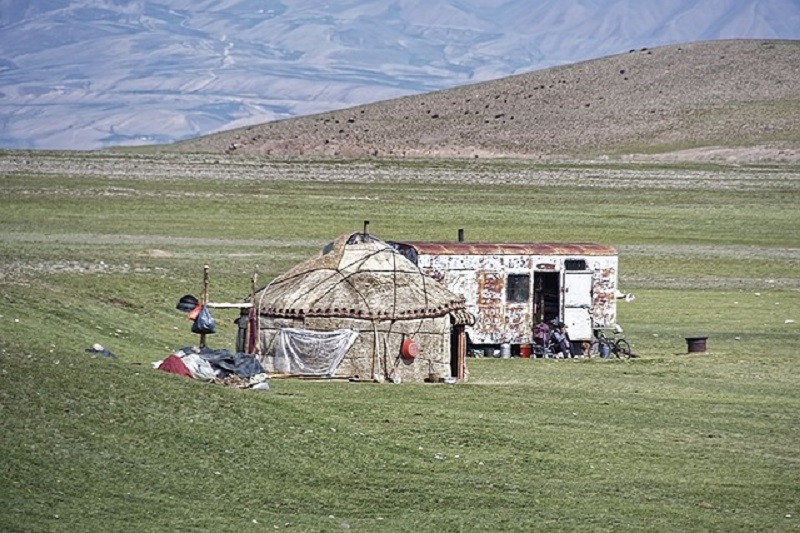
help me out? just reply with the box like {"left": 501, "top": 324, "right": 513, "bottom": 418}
{"left": 565, "top": 259, "right": 587, "bottom": 271}
{"left": 507, "top": 274, "right": 530, "bottom": 303}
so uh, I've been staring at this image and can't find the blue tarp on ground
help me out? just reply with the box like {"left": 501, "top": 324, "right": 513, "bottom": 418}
{"left": 169, "top": 346, "right": 264, "bottom": 379}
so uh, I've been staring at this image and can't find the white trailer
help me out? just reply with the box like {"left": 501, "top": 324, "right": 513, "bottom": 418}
{"left": 390, "top": 239, "right": 620, "bottom": 353}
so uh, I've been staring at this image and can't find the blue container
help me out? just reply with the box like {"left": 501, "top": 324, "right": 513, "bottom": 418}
{"left": 600, "top": 344, "right": 611, "bottom": 358}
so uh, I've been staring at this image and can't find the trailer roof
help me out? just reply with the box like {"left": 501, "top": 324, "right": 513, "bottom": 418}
{"left": 395, "top": 241, "right": 617, "bottom": 256}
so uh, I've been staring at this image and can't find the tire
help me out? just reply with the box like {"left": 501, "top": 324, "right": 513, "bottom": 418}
{"left": 614, "top": 339, "right": 632, "bottom": 359}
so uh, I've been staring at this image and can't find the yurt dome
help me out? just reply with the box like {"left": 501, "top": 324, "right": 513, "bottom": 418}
{"left": 253, "top": 232, "right": 466, "bottom": 319}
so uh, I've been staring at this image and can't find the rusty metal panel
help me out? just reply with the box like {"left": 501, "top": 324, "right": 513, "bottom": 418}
{"left": 400, "top": 241, "right": 617, "bottom": 257}
{"left": 477, "top": 270, "right": 503, "bottom": 305}
{"left": 504, "top": 304, "right": 531, "bottom": 343}
{"left": 475, "top": 270, "right": 504, "bottom": 343}
{"left": 591, "top": 262, "right": 618, "bottom": 328}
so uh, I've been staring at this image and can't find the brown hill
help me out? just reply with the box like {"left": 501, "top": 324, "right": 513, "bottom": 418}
{"left": 171, "top": 39, "right": 800, "bottom": 162}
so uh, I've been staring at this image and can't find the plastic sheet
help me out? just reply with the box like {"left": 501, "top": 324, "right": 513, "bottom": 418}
{"left": 275, "top": 328, "right": 358, "bottom": 377}
{"left": 180, "top": 353, "right": 217, "bottom": 381}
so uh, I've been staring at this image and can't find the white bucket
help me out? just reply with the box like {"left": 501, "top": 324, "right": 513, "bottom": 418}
{"left": 500, "top": 343, "right": 511, "bottom": 359}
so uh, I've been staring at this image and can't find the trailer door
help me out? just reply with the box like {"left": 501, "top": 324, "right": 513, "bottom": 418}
{"left": 563, "top": 271, "right": 593, "bottom": 340}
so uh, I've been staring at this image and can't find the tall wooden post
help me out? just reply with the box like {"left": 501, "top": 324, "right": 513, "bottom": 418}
{"left": 200, "top": 264, "right": 209, "bottom": 348}
{"left": 248, "top": 266, "right": 258, "bottom": 354}
{"left": 457, "top": 327, "right": 466, "bottom": 381}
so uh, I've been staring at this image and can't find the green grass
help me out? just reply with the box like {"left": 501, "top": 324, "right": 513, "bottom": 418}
{"left": 1, "top": 153, "right": 799, "bottom": 531}
{"left": 3, "top": 352, "right": 799, "bottom": 531}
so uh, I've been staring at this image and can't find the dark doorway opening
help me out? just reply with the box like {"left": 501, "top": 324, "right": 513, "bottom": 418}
{"left": 533, "top": 271, "right": 560, "bottom": 323}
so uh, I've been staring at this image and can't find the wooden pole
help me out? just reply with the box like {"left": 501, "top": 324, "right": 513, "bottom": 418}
{"left": 248, "top": 266, "right": 259, "bottom": 354}
{"left": 200, "top": 264, "right": 209, "bottom": 348}
{"left": 457, "top": 327, "right": 466, "bottom": 381}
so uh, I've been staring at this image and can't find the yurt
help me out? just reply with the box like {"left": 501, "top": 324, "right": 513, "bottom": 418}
{"left": 247, "top": 232, "right": 473, "bottom": 383}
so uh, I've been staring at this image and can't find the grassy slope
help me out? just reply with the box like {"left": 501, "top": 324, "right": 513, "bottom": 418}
{"left": 1, "top": 155, "right": 799, "bottom": 531}
{"left": 3, "top": 352, "right": 799, "bottom": 531}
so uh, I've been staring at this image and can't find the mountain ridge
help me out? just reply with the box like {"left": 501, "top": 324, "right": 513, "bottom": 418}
{"left": 171, "top": 39, "right": 800, "bottom": 162}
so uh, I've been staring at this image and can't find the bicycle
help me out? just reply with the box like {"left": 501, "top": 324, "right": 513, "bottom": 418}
{"left": 592, "top": 329, "right": 634, "bottom": 359}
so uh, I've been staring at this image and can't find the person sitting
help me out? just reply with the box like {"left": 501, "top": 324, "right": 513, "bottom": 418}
{"left": 532, "top": 320, "right": 551, "bottom": 357}
{"left": 550, "top": 319, "right": 571, "bottom": 358}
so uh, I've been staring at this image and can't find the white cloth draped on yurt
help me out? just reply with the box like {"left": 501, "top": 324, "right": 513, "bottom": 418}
{"left": 249, "top": 232, "right": 473, "bottom": 382}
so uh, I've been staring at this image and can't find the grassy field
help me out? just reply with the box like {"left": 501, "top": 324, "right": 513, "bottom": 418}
{"left": 1, "top": 152, "right": 799, "bottom": 531}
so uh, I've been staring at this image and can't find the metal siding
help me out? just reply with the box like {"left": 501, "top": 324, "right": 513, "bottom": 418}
{"left": 477, "top": 270, "right": 505, "bottom": 344}
{"left": 504, "top": 304, "right": 530, "bottom": 343}
{"left": 564, "top": 271, "right": 593, "bottom": 307}
{"left": 590, "top": 257, "right": 618, "bottom": 329}
{"left": 414, "top": 247, "right": 618, "bottom": 345}
{"left": 564, "top": 307, "right": 593, "bottom": 340}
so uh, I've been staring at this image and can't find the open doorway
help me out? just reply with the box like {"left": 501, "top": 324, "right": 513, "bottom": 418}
{"left": 533, "top": 271, "right": 560, "bottom": 324}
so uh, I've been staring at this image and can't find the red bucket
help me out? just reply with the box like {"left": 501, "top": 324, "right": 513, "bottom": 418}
{"left": 401, "top": 339, "right": 419, "bottom": 360}
{"left": 519, "top": 344, "right": 532, "bottom": 358}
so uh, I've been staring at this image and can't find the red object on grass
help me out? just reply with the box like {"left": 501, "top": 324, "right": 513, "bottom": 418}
{"left": 158, "top": 354, "right": 192, "bottom": 378}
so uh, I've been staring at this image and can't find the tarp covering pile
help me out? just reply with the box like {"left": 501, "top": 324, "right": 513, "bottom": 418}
{"left": 155, "top": 347, "right": 266, "bottom": 385}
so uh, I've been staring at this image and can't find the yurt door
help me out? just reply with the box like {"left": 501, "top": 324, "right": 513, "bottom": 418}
{"left": 450, "top": 325, "right": 466, "bottom": 381}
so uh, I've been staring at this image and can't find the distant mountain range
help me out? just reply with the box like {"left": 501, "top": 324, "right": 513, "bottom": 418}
{"left": 2, "top": 0, "right": 800, "bottom": 150}
{"left": 173, "top": 39, "right": 800, "bottom": 162}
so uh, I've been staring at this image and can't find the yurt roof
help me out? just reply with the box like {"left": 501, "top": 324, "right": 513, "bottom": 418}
{"left": 253, "top": 233, "right": 467, "bottom": 320}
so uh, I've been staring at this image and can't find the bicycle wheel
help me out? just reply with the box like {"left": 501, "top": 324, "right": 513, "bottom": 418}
{"left": 614, "top": 339, "right": 632, "bottom": 359}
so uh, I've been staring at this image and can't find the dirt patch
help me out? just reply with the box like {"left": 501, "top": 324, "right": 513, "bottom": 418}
{"left": 618, "top": 244, "right": 800, "bottom": 261}
{"left": 625, "top": 146, "right": 800, "bottom": 164}
{"left": 3, "top": 152, "right": 799, "bottom": 192}
{"left": 0, "top": 260, "right": 141, "bottom": 283}
{"left": 145, "top": 249, "right": 173, "bottom": 258}
{"left": 0, "top": 231, "right": 327, "bottom": 249}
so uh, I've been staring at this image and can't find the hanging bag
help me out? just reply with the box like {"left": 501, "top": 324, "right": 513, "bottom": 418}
{"left": 191, "top": 305, "right": 217, "bottom": 335}
{"left": 187, "top": 302, "right": 203, "bottom": 320}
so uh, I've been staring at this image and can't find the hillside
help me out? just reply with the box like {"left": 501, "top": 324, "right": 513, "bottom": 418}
{"left": 171, "top": 40, "right": 800, "bottom": 162}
